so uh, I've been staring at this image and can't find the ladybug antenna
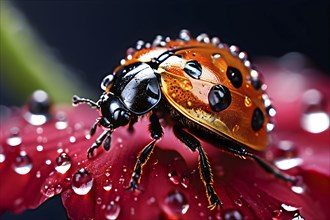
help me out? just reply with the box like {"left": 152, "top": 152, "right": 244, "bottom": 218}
{"left": 72, "top": 95, "right": 100, "bottom": 109}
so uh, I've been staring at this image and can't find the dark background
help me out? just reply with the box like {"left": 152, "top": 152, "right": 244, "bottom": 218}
{"left": 1, "top": 0, "right": 329, "bottom": 219}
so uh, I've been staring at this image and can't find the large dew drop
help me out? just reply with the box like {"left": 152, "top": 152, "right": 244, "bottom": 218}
{"left": 55, "top": 153, "right": 72, "bottom": 174}
{"left": 162, "top": 190, "right": 189, "bottom": 218}
{"left": 13, "top": 151, "right": 32, "bottom": 175}
{"left": 24, "top": 90, "right": 51, "bottom": 126}
{"left": 71, "top": 168, "right": 94, "bottom": 195}
{"left": 301, "top": 89, "right": 329, "bottom": 133}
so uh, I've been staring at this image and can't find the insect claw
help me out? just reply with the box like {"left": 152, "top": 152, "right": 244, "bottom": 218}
{"left": 125, "top": 181, "right": 144, "bottom": 193}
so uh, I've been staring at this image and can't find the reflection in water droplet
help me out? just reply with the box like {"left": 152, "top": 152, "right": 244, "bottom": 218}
{"left": 72, "top": 168, "right": 94, "bottom": 195}
{"left": 223, "top": 209, "right": 243, "bottom": 220}
{"left": 13, "top": 151, "right": 32, "bottom": 175}
{"left": 291, "top": 185, "right": 305, "bottom": 194}
{"left": 163, "top": 190, "right": 189, "bottom": 218}
{"left": 0, "top": 154, "right": 5, "bottom": 163}
{"left": 168, "top": 170, "right": 180, "bottom": 185}
{"left": 24, "top": 113, "right": 48, "bottom": 126}
{"left": 104, "top": 201, "right": 121, "bottom": 220}
{"left": 7, "top": 128, "right": 22, "bottom": 146}
{"left": 55, "top": 153, "right": 72, "bottom": 174}
{"left": 36, "top": 145, "right": 44, "bottom": 152}
{"left": 274, "top": 157, "right": 303, "bottom": 170}
{"left": 301, "top": 111, "right": 329, "bottom": 133}
{"left": 281, "top": 203, "right": 298, "bottom": 212}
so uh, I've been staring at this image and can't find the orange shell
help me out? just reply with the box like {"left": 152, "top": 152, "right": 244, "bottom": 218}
{"left": 117, "top": 39, "right": 271, "bottom": 151}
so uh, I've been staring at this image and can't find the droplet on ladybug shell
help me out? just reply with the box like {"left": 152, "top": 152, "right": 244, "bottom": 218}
{"left": 208, "top": 85, "right": 231, "bottom": 112}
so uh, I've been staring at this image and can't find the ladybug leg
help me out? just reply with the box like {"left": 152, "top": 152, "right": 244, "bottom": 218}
{"left": 224, "top": 145, "right": 297, "bottom": 183}
{"left": 87, "top": 117, "right": 113, "bottom": 158}
{"left": 173, "top": 126, "right": 223, "bottom": 210}
{"left": 87, "top": 130, "right": 109, "bottom": 158}
{"left": 128, "top": 115, "right": 138, "bottom": 133}
{"left": 126, "top": 112, "right": 163, "bottom": 191}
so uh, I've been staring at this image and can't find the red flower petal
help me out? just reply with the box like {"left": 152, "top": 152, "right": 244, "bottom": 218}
{"left": 1, "top": 54, "right": 329, "bottom": 219}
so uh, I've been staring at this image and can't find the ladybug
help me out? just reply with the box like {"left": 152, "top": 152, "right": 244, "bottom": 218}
{"left": 72, "top": 30, "right": 296, "bottom": 210}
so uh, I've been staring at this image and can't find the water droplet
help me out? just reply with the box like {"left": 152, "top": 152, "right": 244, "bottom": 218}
{"left": 179, "top": 29, "right": 191, "bottom": 41}
{"left": 232, "top": 124, "right": 240, "bottom": 133}
{"left": 272, "top": 209, "right": 282, "bottom": 219}
{"left": 55, "top": 111, "right": 68, "bottom": 130}
{"left": 223, "top": 209, "right": 243, "bottom": 220}
{"left": 181, "top": 176, "right": 190, "bottom": 188}
{"left": 244, "top": 96, "right": 252, "bottom": 107}
{"left": 36, "top": 127, "right": 43, "bottom": 134}
{"left": 162, "top": 190, "right": 189, "bottom": 218}
{"left": 42, "top": 185, "right": 55, "bottom": 198}
{"left": 103, "top": 180, "right": 113, "bottom": 191}
{"left": 36, "top": 145, "right": 44, "bottom": 152}
{"left": 6, "top": 128, "right": 22, "bottom": 146}
{"left": 234, "top": 198, "right": 243, "bottom": 207}
{"left": 55, "top": 153, "right": 72, "bottom": 174}
{"left": 72, "top": 168, "right": 94, "bottom": 195}
{"left": 24, "top": 90, "right": 51, "bottom": 126}
{"left": 104, "top": 201, "right": 121, "bottom": 220}
{"left": 0, "top": 153, "right": 5, "bottom": 163}
{"left": 96, "top": 197, "right": 102, "bottom": 205}
{"left": 274, "top": 157, "right": 303, "bottom": 170}
{"left": 212, "top": 53, "right": 221, "bottom": 59}
{"left": 168, "top": 170, "right": 180, "bottom": 185}
{"left": 69, "top": 136, "right": 76, "bottom": 143}
{"left": 45, "top": 159, "right": 52, "bottom": 165}
{"left": 36, "top": 170, "right": 41, "bottom": 178}
{"left": 118, "top": 177, "right": 125, "bottom": 185}
{"left": 13, "top": 151, "right": 32, "bottom": 175}
{"left": 266, "top": 122, "right": 275, "bottom": 132}
{"left": 147, "top": 197, "right": 156, "bottom": 205}
{"left": 301, "top": 89, "right": 329, "bottom": 133}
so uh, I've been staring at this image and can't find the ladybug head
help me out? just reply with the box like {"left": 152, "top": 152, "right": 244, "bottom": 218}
{"left": 97, "top": 93, "right": 131, "bottom": 129}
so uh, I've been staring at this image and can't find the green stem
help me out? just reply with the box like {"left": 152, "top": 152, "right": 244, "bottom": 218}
{"left": 0, "top": 1, "right": 90, "bottom": 104}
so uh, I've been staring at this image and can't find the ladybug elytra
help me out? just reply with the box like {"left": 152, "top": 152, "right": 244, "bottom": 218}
{"left": 73, "top": 30, "right": 296, "bottom": 210}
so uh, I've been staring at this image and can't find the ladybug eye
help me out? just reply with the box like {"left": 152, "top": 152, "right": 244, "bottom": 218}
{"left": 208, "top": 85, "right": 231, "bottom": 112}
{"left": 226, "top": 66, "right": 242, "bottom": 88}
{"left": 251, "top": 107, "right": 265, "bottom": 131}
{"left": 184, "top": 60, "right": 202, "bottom": 79}
{"left": 101, "top": 74, "right": 115, "bottom": 91}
